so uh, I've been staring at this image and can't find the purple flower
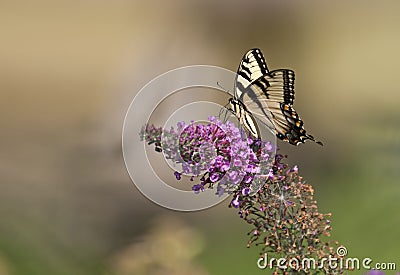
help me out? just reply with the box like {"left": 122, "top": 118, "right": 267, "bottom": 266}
{"left": 246, "top": 164, "right": 260, "bottom": 174}
{"left": 267, "top": 169, "right": 274, "bottom": 180}
{"left": 192, "top": 184, "right": 205, "bottom": 194}
{"left": 174, "top": 171, "right": 181, "bottom": 180}
{"left": 231, "top": 196, "right": 240, "bottom": 208}
{"left": 220, "top": 161, "right": 230, "bottom": 172}
{"left": 365, "top": 271, "right": 385, "bottom": 275}
{"left": 249, "top": 152, "right": 258, "bottom": 163}
{"left": 233, "top": 157, "right": 242, "bottom": 166}
{"left": 241, "top": 187, "right": 251, "bottom": 195}
{"left": 177, "top": 121, "right": 185, "bottom": 131}
{"left": 244, "top": 174, "right": 253, "bottom": 184}
{"left": 253, "top": 139, "right": 262, "bottom": 148}
{"left": 228, "top": 170, "right": 239, "bottom": 181}
{"left": 210, "top": 173, "right": 220, "bottom": 183}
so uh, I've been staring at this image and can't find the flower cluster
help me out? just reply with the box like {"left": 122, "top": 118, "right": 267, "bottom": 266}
{"left": 141, "top": 118, "right": 342, "bottom": 274}
{"left": 140, "top": 117, "right": 274, "bottom": 196}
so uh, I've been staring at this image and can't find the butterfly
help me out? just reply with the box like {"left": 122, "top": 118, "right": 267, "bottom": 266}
{"left": 228, "top": 48, "right": 323, "bottom": 146}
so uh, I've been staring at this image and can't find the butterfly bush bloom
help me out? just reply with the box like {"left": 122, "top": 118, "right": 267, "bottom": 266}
{"left": 141, "top": 118, "right": 343, "bottom": 274}
{"left": 140, "top": 117, "right": 274, "bottom": 196}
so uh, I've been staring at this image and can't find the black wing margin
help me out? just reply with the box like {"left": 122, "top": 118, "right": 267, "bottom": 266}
{"left": 278, "top": 103, "right": 323, "bottom": 145}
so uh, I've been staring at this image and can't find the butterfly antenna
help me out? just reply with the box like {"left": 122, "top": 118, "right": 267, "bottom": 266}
{"left": 307, "top": 134, "right": 324, "bottom": 146}
{"left": 217, "top": 81, "right": 233, "bottom": 96}
{"left": 218, "top": 101, "right": 229, "bottom": 122}
{"left": 216, "top": 81, "right": 224, "bottom": 90}
{"left": 223, "top": 105, "right": 229, "bottom": 122}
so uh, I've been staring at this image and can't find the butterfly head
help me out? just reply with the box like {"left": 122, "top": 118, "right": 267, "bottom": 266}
{"left": 228, "top": 98, "right": 240, "bottom": 115}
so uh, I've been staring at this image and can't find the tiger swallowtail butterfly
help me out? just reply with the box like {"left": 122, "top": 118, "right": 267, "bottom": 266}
{"left": 228, "top": 48, "right": 323, "bottom": 146}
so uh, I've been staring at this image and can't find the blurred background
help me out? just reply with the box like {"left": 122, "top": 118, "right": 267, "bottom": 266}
{"left": 1, "top": 0, "right": 399, "bottom": 274}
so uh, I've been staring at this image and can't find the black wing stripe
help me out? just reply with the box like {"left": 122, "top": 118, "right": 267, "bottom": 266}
{"left": 252, "top": 49, "right": 268, "bottom": 75}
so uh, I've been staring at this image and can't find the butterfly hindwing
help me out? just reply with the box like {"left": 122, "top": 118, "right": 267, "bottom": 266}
{"left": 267, "top": 69, "right": 295, "bottom": 105}
{"left": 272, "top": 102, "right": 315, "bottom": 145}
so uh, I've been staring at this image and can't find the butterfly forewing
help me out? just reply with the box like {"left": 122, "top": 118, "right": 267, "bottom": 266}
{"left": 235, "top": 48, "right": 269, "bottom": 100}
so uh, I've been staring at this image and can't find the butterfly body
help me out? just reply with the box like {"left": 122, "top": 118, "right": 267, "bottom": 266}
{"left": 228, "top": 48, "right": 323, "bottom": 146}
{"left": 228, "top": 97, "right": 260, "bottom": 138}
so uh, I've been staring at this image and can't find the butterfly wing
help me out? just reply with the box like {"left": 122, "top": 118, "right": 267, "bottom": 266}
{"left": 235, "top": 48, "right": 269, "bottom": 100}
{"left": 232, "top": 48, "right": 322, "bottom": 145}
{"left": 235, "top": 51, "right": 295, "bottom": 104}
{"left": 242, "top": 77, "right": 322, "bottom": 145}
{"left": 261, "top": 69, "right": 295, "bottom": 105}
{"left": 229, "top": 98, "right": 260, "bottom": 138}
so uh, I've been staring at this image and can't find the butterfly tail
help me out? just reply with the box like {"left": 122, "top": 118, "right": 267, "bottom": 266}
{"left": 279, "top": 103, "right": 323, "bottom": 146}
{"left": 302, "top": 134, "right": 324, "bottom": 146}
